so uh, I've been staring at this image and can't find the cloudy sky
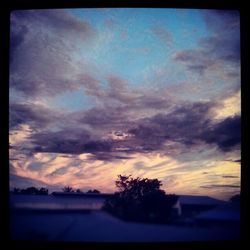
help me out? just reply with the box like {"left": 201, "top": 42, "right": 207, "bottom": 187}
{"left": 9, "top": 8, "right": 241, "bottom": 200}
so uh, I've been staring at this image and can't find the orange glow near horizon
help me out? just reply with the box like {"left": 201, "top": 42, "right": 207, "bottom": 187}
{"left": 10, "top": 149, "right": 240, "bottom": 201}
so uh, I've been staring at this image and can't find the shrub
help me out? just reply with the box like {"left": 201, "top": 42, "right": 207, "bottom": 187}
{"left": 62, "top": 186, "right": 74, "bottom": 193}
{"left": 87, "top": 189, "right": 101, "bottom": 194}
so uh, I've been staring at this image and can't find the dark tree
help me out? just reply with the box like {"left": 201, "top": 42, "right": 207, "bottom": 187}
{"left": 13, "top": 187, "right": 49, "bottom": 195}
{"left": 62, "top": 186, "right": 74, "bottom": 193}
{"left": 103, "top": 175, "right": 179, "bottom": 223}
{"left": 38, "top": 187, "right": 48, "bottom": 195}
{"left": 76, "top": 189, "right": 82, "bottom": 193}
{"left": 87, "top": 189, "right": 101, "bottom": 194}
{"left": 20, "top": 187, "right": 39, "bottom": 195}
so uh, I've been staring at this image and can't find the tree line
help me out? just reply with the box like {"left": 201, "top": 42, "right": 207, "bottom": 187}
{"left": 12, "top": 187, "right": 49, "bottom": 195}
{"left": 62, "top": 186, "right": 100, "bottom": 194}
{"left": 11, "top": 186, "right": 101, "bottom": 195}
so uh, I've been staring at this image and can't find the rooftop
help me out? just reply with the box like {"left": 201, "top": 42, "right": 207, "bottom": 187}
{"left": 178, "top": 195, "right": 226, "bottom": 206}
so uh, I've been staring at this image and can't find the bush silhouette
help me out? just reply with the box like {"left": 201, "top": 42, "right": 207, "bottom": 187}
{"left": 62, "top": 186, "right": 74, "bottom": 193}
{"left": 103, "top": 175, "right": 178, "bottom": 223}
{"left": 87, "top": 189, "right": 100, "bottom": 194}
{"left": 38, "top": 187, "right": 49, "bottom": 195}
{"left": 16, "top": 187, "right": 48, "bottom": 195}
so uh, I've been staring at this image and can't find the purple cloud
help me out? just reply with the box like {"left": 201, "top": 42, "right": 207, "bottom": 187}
{"left": 201, "top": 115, "right": 241, "bottom": 152}
{"left": 129, "top": 103, "right": 240, "bottom": 153}
{"left": 22, "top": 99, "right": 240, "bottom": 160}
{"left": 173, "top": 10, "right": 240, "bottom": 75}
{"left": 9, "top": 102, "right": 59, "bottom": 129}
{"left": 10, "top": 10, "right": 95, "bottom": 97}
{"left": 9, "top": 9, "right": 240, "bottom": 165}
{"left": 30, "top": 129, "right": 91, "bottom": 154}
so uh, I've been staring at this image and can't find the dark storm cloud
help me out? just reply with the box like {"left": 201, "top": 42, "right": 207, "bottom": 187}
{"left": 10, "top": 10, "right": 95, "bottom": 97}
{"left": 173, "top": 10, "right": 240, "bottom": 75}
{"left": 25, "top": 103, "right": 138, "bottom": 158}
{"left": 129, "top": 102, "right": 213, "bottom": 147}
{"left": 201, "top": 116, "right": 241, "bottom": 152}
{"left": 29, "top": 126, "right": 133, "bottom": 159}
{"left": 9, "top": 102, "right": 58, "bottom": 129}
{"left": 25, "top": 99, "right": 240, "bottom": 159}
{"left": 84, "top": 141, "right": 112, "bottom": 153}
{"left": 129, "top": 103, "right": 241, "bottom": 153}
{"left": 30, "top": 129, "right": 91, "bottom": 154}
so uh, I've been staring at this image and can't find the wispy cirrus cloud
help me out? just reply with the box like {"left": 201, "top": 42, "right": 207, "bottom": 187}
{"left": 9, "top": 150, "right": 240, "bottom": 200}
{"left": 200, "top": 184, "right": 240, "bottom": 189}
{"left": 151, "top": 26, "right": 173, "bottom": 46}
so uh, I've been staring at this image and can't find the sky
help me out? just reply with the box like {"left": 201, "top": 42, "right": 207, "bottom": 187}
{"left": 9, "top": 8, "right": 241, "bottom": 200}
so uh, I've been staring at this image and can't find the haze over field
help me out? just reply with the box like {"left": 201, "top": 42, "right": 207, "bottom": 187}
{"left": 9, "top": 8, "right": 241, "bottom": 200}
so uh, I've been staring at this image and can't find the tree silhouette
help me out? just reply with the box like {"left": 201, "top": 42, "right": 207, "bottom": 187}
{"left": 17, "top": 187, "right": 49, "bottom": 195}
{"left": 87, "top": 189, "right": 100, "bottom": 194}
{"left": 20, "top": 186, "right": 38, "bottom": 195}
{"left": 38, "top": 187, "right": 48, "bottom": 195}
{"left": 103, "top": 175, "right": 178, "bottom": 223}
{"left": 62, "top": 186, "right": 74, "bottom": 193}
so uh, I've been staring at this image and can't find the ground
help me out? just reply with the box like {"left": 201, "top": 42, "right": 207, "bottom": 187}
{"left": 10, "top": 209, "right": 239, "bottom": 242}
